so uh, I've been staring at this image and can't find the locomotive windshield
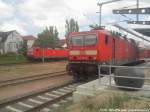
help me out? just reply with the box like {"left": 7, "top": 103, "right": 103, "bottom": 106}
{"left": 70, "top": 34, "right": 97, "bottom": 46}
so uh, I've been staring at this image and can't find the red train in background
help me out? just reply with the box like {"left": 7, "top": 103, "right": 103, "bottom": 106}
{"left": 67, "top": 28, "right": 149, "bottom": 88}
{"left": 27, "top": 47, "right": 68, "bottom": 60}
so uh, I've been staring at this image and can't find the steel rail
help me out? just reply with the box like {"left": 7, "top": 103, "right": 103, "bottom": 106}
{"left": 0, "top": 81, "right": 77, "bottom": 111}
{"left": 26, "top": 91, "right": 73, "bottom": 112}
{"left": 0, "top": 71, "right": 67, "bottom": 88}
{"left": 0, "top": 60, "right": 66, "bottom": 66}
{"left": 0, "top": 62, "right": 35, "bottom": 66}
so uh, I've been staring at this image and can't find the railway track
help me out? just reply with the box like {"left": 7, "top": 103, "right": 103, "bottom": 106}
{"left": 0, "top": 71, "right": 67, "bottom": 88}
{"left": 0, "top": 81, "right": 79, "bottom": 112}
{"left": 0, "top": 62, "right": 32, "bottom": 66}
{"left": 0, "top": 60, "right": 66, "bottom": 66}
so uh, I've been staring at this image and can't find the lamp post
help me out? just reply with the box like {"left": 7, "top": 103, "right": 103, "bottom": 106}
{"left": 97, "top": 0, "right": 121, "bottom": 27}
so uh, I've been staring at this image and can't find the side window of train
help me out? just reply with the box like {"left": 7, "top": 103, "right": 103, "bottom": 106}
{"left": 105, "top": 35, "right": 109, "bottom": 45}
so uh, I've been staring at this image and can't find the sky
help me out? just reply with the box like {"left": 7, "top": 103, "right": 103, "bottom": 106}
{"left": 0, "top": 0, "right": 150, "bottom": 40}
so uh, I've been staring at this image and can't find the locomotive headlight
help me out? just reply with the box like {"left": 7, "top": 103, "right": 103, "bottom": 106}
{"left": 85, "top": 50, "right": 97, "bottom": 55}
{"left": 69, "top": 50, "right": 80, "bottom": 55}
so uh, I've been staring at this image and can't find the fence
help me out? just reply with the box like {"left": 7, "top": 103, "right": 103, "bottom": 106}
{"left": 98, "top": 64, "right": 150, "bottom": 91}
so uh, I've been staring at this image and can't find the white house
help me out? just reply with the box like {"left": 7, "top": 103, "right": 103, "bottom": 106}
{"left": 22, "top": 35, "right": 36, "bottom": 49}
{"left": 0, "top": 30, "right": 23, "bottom": 54}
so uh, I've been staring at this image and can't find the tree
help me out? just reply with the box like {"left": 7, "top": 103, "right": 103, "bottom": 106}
{"left": 65, "top": 18, "right": 79, "bottom": 39}
{"left": 34, "top": 26, "right": 59, "bottom": 48}
{"left": 18, "top": 40, "right": 27, "bottom": 56}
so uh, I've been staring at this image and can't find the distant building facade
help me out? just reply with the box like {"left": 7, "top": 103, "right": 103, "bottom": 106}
{"left": 0, "top": 30, "right": 23, "bottom": 54}
{"left": 22, "top": 35, "right": 36, "bottom": 49}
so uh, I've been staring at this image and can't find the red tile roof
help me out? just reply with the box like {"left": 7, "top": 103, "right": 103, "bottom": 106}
{"left": 22, "top": 35, "right": 36, "bottom": 40}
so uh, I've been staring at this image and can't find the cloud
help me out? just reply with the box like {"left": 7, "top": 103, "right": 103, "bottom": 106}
{"left": 18, "top": 0, "right": 99, "bottom": 37}
{"left": 0, "top": 22, "right": 27, "bottom": 35}
{"left": 0, "top": 0, "right": 14, "bottom": 19}
{"left": 0, "top": 0, "right": 26, "bottom": 34}
{"left": 0, "top": 0, "right": 149, "bottom": 38}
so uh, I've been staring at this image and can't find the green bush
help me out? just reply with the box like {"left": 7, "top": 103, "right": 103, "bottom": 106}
{"left": 0, "top": 52, "right": 27, "bottom": 64}
{"left": 18, "top": 47, "right": 27, "bottom": 56}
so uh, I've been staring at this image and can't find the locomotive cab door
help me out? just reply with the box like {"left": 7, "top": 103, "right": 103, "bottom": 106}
{"left": 112, "top": 38, "right": 116, "bottom": 64}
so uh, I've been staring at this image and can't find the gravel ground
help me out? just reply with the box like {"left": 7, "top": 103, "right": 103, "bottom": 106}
{"left": 0, "top": 75, "right": 73, "bottom": 101}
{"left": 0, "top": 61, "right": 67, "bottom": 81}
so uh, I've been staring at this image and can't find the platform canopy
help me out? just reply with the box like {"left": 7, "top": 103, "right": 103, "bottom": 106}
{"left": 112, "top": 24, "right": 150, "bottom": 43}
{"left": 113, "top": 7, "right": 150, "bottom": 14}
{"left": 134, "top": 28, "right": 150, "bottom": 37}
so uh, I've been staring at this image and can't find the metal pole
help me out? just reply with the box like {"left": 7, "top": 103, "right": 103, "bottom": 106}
{"left": 42, "top": 48, "right": 44, "bottom": 63}
{"left": 98, "top": 65, "right": 101, "bottom": 84}
{"left": 136, "top": 0, "right": 139, "bottom": 21}
{"left": 42, "top": 40, "right": 45, "bottom": 63}
{"left": 99, "top": 5, "right": 102, "bottom": 27}
{"left": 97, "top": 0, "right": 121, "bottom": 28}
{"left": 109, "top": 65, "right": 112, "bottom": 86}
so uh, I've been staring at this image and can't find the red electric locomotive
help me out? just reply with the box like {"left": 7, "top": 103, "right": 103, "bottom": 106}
{"left": 27, "top": 47, "right": 68, "bottom": 60}
{"left": 67, "top": 28, "right": 146, "bottom": 89}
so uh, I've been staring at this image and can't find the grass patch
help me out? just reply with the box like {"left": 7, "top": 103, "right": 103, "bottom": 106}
{"left": 80, "top": 93, "right": 130, "bottom": 112}
{"left": 68, "top": 92, "right": 150, "bottom": 112}
{"left": 98, "top": 93, "right": 130, "bottom": 109}
{"left": 0, "top": 52, "right": 27, "bottom": 64}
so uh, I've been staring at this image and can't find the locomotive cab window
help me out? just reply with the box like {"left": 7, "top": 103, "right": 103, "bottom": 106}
{"left": 84, "top": 34, "right": 97, "bottom": 46}
{"left": 70, "top": 35, "right": 83, "bottom": 46}
{"left": 105, "top": 35, "right": 109, "bottom": 45}
{"left": 70, "top": 34, "right": 97, "bottom": 46}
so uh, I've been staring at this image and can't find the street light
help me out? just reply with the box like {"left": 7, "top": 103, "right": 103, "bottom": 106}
{"left": 97, "top": 0, "right": 121, "bottom": 27}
